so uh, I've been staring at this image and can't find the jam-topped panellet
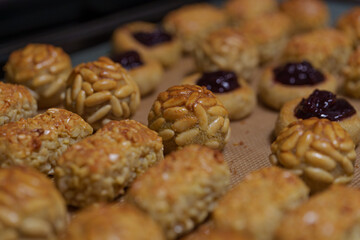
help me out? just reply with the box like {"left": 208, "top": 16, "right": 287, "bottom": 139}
{"left": 295, "top": 90, "right": 356, "bottom": 121}
{"left": 196, "top": 71, "right": 240, "bottom": 93}
{"left": 111, "top": 51, "right": 143, "bottom": 70}
{"left": 132, "top": 29, "right": 172, "bottom": 47}
{"left": 274, "top": 61, "right": 325, "bottom": 85}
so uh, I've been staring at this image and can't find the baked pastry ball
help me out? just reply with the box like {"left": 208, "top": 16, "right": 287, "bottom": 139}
{"left": 148, "top": 85, "right": 231, "bottom": 153}
{"left": 343, "top": 47, "right": 360, "bottom": 98}
{"left": 182, "top": 71, "right": 256, "bottom": 120}
{"left": 224, "top": 0, "right": 278, "bottom": 26}
{"left": 0, "top": 166, "right": 67, "bottom": 240}
{"left": 55, "top": 120, "right": 163, "bottom": 207}
{"left": 258, "top": 61, "right": 337, "bottom": 110}
{"left": 194, "top": 27, "right": 259, "bottom": 81}
{"left": 213, "top": 167, "right": 309, "bottom": 240}
{"left": 112, "top": 21, "right": 181, "bottom": 67}
{"left": 0, "top": 82, "right": 37, "bottom": 125}
{"left": 0, "top": 108, "right": 92, "bottom": 175}
{"left": 281, "top": 28, "right": 352, "bottom": 74}
{"left": 239, "top": 12, "right": 291, "bottom": 63}
{"left": 128, "top": 145, "right": 230, "bottom": 239}
{"left": 61, "top": 203, "right": 165, "bottom": 240}
{"left": 275, "top": 89, "right": 360, "bottom": 145}
{"left": 281, "top": 0, "right": 329, "bottom": 34}
{"left": 271, "top": 118, "right": 356, "bottom": 192}
{"left": 4, "top": 43, "right": 72, "bottom": 108}
{"left": 111, "top": 50, "right": 164, "bottom": 96}
{"left": 163, "top": 3, "right": 227, "bottom": 53}
{"left": 182, "top": 225, "right": 253, "bottom": 240}
{"left": 65, "top": 56, "right": 140, "bottom": 130}
{"left": 337, "top": 7, "right": 360, "bottom": 47}
{"left": 275, "top": 185, "right": 360, "bottom": 240}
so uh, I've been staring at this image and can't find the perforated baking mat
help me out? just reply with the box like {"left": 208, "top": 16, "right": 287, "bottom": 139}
{"left": 125, "top": 56, "right": 360, "bottom": 187}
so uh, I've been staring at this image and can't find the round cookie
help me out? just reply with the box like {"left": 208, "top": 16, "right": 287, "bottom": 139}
{"left": 337, "top": 7, "right": 360, "bottom": 48}
{"left": 163, "top": 3, "right": 227, "bottom": 53}
{"left": 62, "top": 203, "right": 165, "bottom": 240}
{"left": 275, "top": 90, "right": 360, "bottom": 145}
{"left": 148, "top": 85, "right": 231, "bottom": 153}
{"left": 182, "top": 71, "right": 256, "bottom": 120}
{"left": 281, "top": 0, "right": 329, "bottom": 34}
{"left": 64, "top": 57, "right": 140, "bottom": 130}
{"left": 239, "top": 12, "right": 291, "bottom": 63}
{"left": 271, "top": 118, "right": 356, "bottom": 192}
{"left": 224, "top": 0, "right": 278, "bottom": 26}
{"left": 343, "top": 47, "right": 360, "bottom": 98}
{"left": 0, "top": 166, "right": 67, "bottom": 240}
{"left": 194, "top": 27, "right": 259, "bottom": 81}
{"left": 112, "top": 21, "right": 181, "bottom": 67}
{"left": 281, "top": 28, "right": 352, "bottom": 74}
{"left": 0, "top": 82, "right": 37, "bottom": 126}
{"left": 4, "top": 43, "right": 72, "bottom": 108}
{"left": 258, "top": 61, "right": 337, "bottom": 110}
{"left": 111, "top": 50, "right": 164, "bottom": 96}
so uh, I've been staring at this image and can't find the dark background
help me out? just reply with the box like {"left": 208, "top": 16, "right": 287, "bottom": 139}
{"left": 0, "top": 0, "right": 358, "bottom": 72}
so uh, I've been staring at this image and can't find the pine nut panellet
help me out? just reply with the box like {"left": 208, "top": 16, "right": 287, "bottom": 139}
{"left": 65, "top": 57, "right": 140, "bottom": 130}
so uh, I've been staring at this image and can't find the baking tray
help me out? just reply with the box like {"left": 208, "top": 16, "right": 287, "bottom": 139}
{"left": 65, "top": 1, "right": 360, "bottom": 187}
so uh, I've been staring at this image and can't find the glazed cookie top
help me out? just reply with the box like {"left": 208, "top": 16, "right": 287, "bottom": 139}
{"left": 294, "top": 90, "right": 356, "bottom": 121}
{"left": 225, "top": 0, "right": 278, "bottom": 23}
{"left": 5, "top": 43, "right": 71, "bottom": 83}
{"left": 197, "top": 71, "right": 240, "bottom": 93}
{"left": 283, "top": 29, "right": 351, "bottom": 57}
{"left": 240, "top": 12, "right": 291, "bottom": 44}
{"left": 163, "top": 3, "right": 226, "bottom": 36}
{"left": 274, "top": 61, "right": 325, "bottom": 86}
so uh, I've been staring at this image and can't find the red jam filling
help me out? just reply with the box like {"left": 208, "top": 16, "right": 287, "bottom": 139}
{"left": 294, "top": 90, "right": 356, "bottom": 121}
{"left": 132, "top": 29, "right": 172, "bottom": 47}
{"left": 274, "top": 61, "right": 325, "bottom": 86}
{"left": 196, "top": 71, "right": 240, "bottom": 93}
{"left": 111, "top": 50, "right": 143, "bottom": 70}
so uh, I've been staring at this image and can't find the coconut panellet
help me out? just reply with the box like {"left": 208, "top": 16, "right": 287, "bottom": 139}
{"left": 0, "top": 166, "right": 67, "bottom": 240}
{"left": 0, "top": 82, "right": 37, "bottom": 126}
{"left": 55, "top": 120, "right": 163, "bottom": 208}
{"left": 148, "top": 85, "right": 231, "bottom": 153}
{"left": 270, "top": 118, "right": 356, "bottom": 192}
{"left": 65, "top": 56, "right": 140, "bottom": 130}
{"left": 0, "top": 108, "right": 93, "bottom": 175}
{"left": 4, "top": 43, "right": 72, "bottom": 108}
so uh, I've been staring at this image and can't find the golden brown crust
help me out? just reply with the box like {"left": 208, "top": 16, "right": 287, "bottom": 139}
{"left": 0, "top": 166, "right": 67, "bottom": 240}
{"left": 275, "top": 185, "right": 360, "bottom": 240}
{"left": 281, "top": 28, "right": 352, "bottom": 74}
{"left": 239, "top": 13, "right": 291, "bottom": 63}
{"left": 281, "top": 0, "right": 329, "bottom": 33}
{"left": 0, "top": 82, "right": 37, "bottom": 125}
{"left": 258, "top": 66, "right": 337, "bottom": 110}
{"left": 128, "top": 58, "right": 164, "bottom": 96}
{"left": 112, "top": 21, "right": 181, "bottom": 67}
{"left": 213, "top": 167, "right": 309, "bottom": 240}
{"left": 344, "top": 47, "right": 360, "bottom": 98}
{"left": 224, "top": 0, "right": 278, "bottom": 25}
{"left": 65, "top": 56, "right": 140, "bottom": 130}
{"left": 148, "top": 85, "right": 231, "bottom": 153}
{"left": 55, "top": 119, "right": 163, "bottom": 207}
{"left": 128, "top": 145, "right": 230, "bottom": 239}
{"left": 271, "top": 118, "right": 356, "bottom": 192}
{"left": 62, "top": 203, "right": 165, "bottom": 240}
{"left": 4, "top": 43, "right": 72, "bottom": 108}
{"left": 182, "top": 73, "right": 256, "bottom": 120}
{"left": 275, "top": 97, "right": 360, "bottom": 145}
{"left": 194, "top": 27, "right": 259, "bottom": 80}
{"left": 337, "top": 7, "right": 360, "bottom": 47}
{"left": 0, "top": 108, "right": 93, "bottom": 175}
{"left": 163, "top": 3, "right": 227, "bottom": 53}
